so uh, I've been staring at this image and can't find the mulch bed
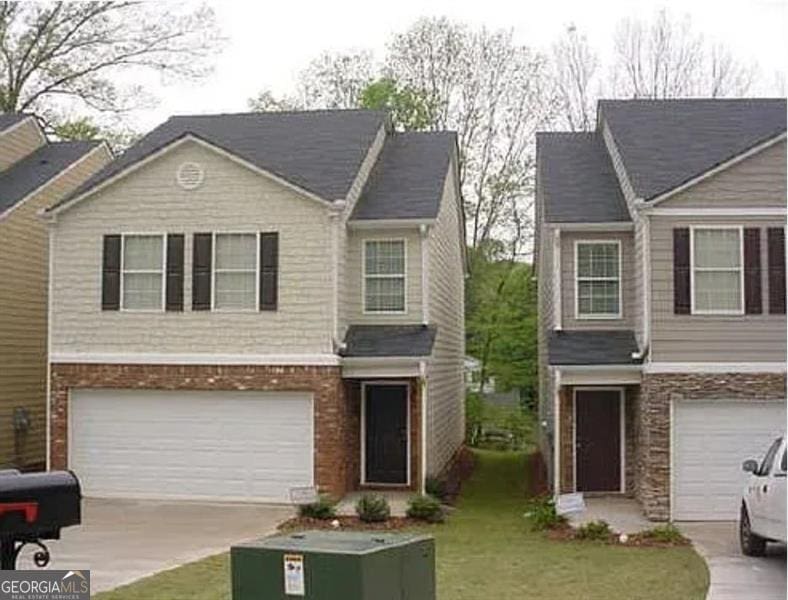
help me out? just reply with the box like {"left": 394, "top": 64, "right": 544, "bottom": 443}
{"left": 544, "top": 523, "right": 691, "bottom": 548}
{"left": 278, "top": 515, "right": 430, "bottom": 532}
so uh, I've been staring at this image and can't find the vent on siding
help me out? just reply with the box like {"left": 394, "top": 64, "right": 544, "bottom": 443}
{"left": 176, "top": 162, "right": 205, "bottom": 190}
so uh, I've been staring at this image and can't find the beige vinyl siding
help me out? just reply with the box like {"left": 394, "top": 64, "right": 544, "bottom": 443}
{"left": 0, "top": 118, "right": 44, "bottom": 171}
{"left": 650, "top": 214, "right": 786, "bottom": 362}
{"left": 0, "top": 145, "right": 110, "bottom": 468}
{"left": 560, "top": 230, "right": 635, "bottom": 330}
{"left": 345, "top": 229, "right": 422, "bottom": 325}
{"left": 337, "top": 125, "right": 387, "bottom": 338}
{"left": 426, "top": 166, "right": 465, "bottom": 475}
{"left": 50, "top": 140, "right": 335, "bottom": 357}
{"left": 659, "top": 140, "right": 786, "bottom": 208}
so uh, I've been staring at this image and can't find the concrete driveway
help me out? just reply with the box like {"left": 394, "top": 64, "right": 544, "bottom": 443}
{"left": 16, "top": 498, "right": 293, "bottom": 593}
{"left": 681, "top": 522, "right": 786, "bottom": 600}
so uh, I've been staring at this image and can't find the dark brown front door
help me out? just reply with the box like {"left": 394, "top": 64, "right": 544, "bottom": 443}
{"left": 575, "top": 389, "right": 621, "bottom": 492}
{"left": 364, "top": 384, "right": 408, "bottom": 484}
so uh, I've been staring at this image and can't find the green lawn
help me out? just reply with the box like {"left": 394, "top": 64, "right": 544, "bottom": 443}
{"left": 95, "top": 451, "right": 708, "bottom": 600}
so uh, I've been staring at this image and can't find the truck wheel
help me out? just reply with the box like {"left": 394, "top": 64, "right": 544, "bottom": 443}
{"left": 740, "top": 505, "right": 766, "bottom": 557}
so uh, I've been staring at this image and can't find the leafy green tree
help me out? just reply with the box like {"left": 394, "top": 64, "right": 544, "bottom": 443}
{"left": 358, "top": 77, "right": 435, "bottom": 131}
{"left": 466, "top": 244, "right": 537, "bottom": 407}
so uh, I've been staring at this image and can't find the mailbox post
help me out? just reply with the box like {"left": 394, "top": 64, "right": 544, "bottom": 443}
{"left": 0, "top": 471, "right": 81, "bottom": 570}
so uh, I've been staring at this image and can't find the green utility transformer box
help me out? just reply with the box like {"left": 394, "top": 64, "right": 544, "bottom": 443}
{"left": 231, "top": 530, "right": 435, "bottom": 600}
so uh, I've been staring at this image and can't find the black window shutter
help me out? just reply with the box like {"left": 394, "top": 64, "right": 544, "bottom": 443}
{"left": 166, "top": 234, "right": 184, "bottom": 312}
{"left": 673, "top": 228, "right": 691, "bottom": 314}
{"left": 101, "top": 234, "right": 121, "bottom": 310}
{"left": 768, "top": 227, "right": 786, "bottom": 314}
{"left": 743, "top": 228, "right": 762, "bottom": 315}
{"left": 259, "top": 232, "right": 279, "bottom": 311}
{"left": 192, "top": 233, "right": 212, "bottom": 311}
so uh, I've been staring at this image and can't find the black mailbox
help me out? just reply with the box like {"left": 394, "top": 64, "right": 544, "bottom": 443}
{"left": 0, "top": 470, "right": 81, "bottom": 570}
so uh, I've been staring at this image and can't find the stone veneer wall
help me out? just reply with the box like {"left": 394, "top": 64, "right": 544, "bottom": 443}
{"left": 639, "top": 371, "right": 787, "bottom": 520}
{"left": 50, "top": 363, "right": 351, "bottom": 498}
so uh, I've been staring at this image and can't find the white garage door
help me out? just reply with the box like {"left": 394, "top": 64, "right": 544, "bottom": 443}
{"left": 70, "top": 389, "right": 313, "bottom": 502}
{"left": 673, "top": 399, "right": 785, "bottom": 521}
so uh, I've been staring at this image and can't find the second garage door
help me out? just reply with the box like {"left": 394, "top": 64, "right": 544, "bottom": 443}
{"left": 70, "top": 389, "right": 313, "bottom": 503}
{"left": 673, "top": 399, "right": 785, "bottom": 521}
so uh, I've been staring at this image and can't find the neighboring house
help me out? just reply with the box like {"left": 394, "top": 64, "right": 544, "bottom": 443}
{"left": 536, "top": 99, "right": 786, "bottom": 521}
{"left": 44, "top": 109, "right": 465, "bottom": 503}
{"left": 0, "top": 114, "right": 111, "bottom": 470}
{"left": 464, "top": 355, "right": 496, "bottom": 394}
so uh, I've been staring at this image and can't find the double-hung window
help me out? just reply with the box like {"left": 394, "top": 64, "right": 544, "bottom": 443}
{"left": 691, "top": 227, "right": 743, "bottom": 314}
{"left": 214, "top": 233, "right": 258, "bottom": 310}
{"left": 122, "top": 234, "right": 164, "bottom": 310}
{"left": 364, "top": 240, "right": 406, "bottom": 313}
{"left": 575, "top": 241, "right": 621, "bottom": 318}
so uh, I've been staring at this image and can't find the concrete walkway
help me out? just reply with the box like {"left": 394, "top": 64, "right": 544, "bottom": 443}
{"left": 15, "top": 498, "right": 293, "bottom": 594}
{"left": 681, "top": 522, "right": 786, "bottom": 600}
{"left": 567, "top": 496, "right": 652, "bottom": 534}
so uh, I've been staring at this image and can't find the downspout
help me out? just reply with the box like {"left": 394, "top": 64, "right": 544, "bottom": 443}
{"left": 419, "top": 359, "right": 428, "bottom": 494}
{"left": 552, "top": 366, "right": 561, "bottom": 498}
{"left": 328, "top": 203, "right": 345, "bottom": 349}
{"left": 39, "top": 210, "right": 56, "bottom": 470}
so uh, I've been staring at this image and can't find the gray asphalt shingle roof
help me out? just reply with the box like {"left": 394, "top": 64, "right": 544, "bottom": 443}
{"left": 351, "top": 132, "right": 456, "bottom": 220}
{"left": 343, "top": 325, "right": 437, "bottom": 358}
{"left": 55, "top": 109, "right": 388, "bottom": 209}
{"left": 0, "top": 113, "right": 29, "bottom": 132}
{"left": 599, "top": 98, "right": 787, "bottom": 200}
{"left": 536, "top": 132, "right": 630, "bottom": 223}
{"left": 0, "top": 141, "right": 101, "bottom": 214}
{"left": 548, "top": 330, "right": 641, "bottom": 366}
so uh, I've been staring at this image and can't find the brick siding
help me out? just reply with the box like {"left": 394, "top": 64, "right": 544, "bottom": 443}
{"left": 50, "top": 363, "right": 421, "bottom": 498}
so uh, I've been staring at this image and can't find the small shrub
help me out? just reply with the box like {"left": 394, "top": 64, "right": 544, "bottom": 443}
{"left": 425, "top": 477, "right": 448, "bottom": 501}
{"left": 298, "top": 495, "right": 336, "bottom": 520}
{"left": 406, "top": 495, "right": 445, "bottom": 523}
{"left": 524, "top": 496, "right": 567, "bottom": 531}
{"left": 355, "top": 494, "right": 390, "bottom": 523}
{"left": 576, "top": 520, "right": 612, "bottom": 541}
{"left": 638, "top": 524, "right": 687, "bottom": 544}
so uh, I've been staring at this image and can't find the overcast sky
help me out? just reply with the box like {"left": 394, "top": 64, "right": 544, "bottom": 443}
{"left": 134, "top": 0, "right": 787, "bottom": 130}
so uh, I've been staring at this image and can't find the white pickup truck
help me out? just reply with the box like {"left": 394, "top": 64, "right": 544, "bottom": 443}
{"left": 739, "top": 434, "right": 787, "bottom": 556}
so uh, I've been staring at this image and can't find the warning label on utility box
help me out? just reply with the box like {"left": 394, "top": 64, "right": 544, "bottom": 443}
{"left": 283, "top": 554, "right": 305, "bottom": 596}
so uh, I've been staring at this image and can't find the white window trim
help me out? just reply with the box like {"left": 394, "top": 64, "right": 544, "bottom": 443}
{"left": 360, "top": 381, "right": 411, "bottom": 486}
{"left": 689, "top": 225, "right": 745, "bottom": 316}
{"left": 120, "top": 233, "right": 166, "bottom": 313}
{"left": 572, "top": 386, "right": 626, "bottom": 494}
{"left": 211, "top": 231, "right": 260, "bottom": 313}
{"left": 362, "top": 238, "right": 408, "bottom": 315}
{"left": 573, "top": 239, "right": 623, "bottom": 320}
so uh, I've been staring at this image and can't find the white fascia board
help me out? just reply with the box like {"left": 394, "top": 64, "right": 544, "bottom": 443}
{"left": 639, "top": 206, "right": 786, "bottom": 217}
{"left": 645, "top": 132, "right": 787, "bottom": 207}
{"left": 47, "top": 134, "right": 333, "bottom": 217}
{"left": 50, "top": 352, "right": 342, "bottom": 366}
{"left": 342, "top": 356, "right": 427, "bottom": 378}
{"left": 645, "top": 362, "right": 787, "bottom": 374}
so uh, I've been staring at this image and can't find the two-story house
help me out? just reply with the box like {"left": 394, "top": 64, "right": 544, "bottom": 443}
{"left": 43, "top": 109, "right": 465, "bottom": 503}
{"left": 0, "top": 113, "right": 111, "bottom": 470}
{"left": 536, "top": 98, "right": 786, "bottom": 521}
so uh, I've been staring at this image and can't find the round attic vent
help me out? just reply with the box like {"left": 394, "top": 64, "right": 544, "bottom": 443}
{"left": 176, "top": 161, "right": 205, "bottom": 190}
